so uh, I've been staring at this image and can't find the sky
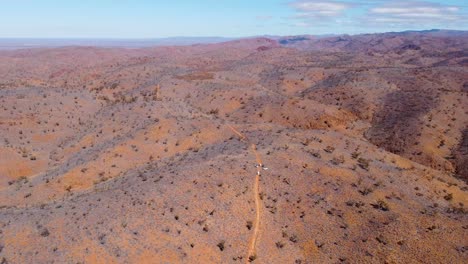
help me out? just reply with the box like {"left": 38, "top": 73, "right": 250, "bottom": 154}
{"left": 0, "top": 0, "right": 467, "bottom": 38}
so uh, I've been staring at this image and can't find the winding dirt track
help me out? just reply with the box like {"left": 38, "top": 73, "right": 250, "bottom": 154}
{"left": 228, "top": 125, "right": 263, "bottom": 263}
{"left": 161, "top": 97, "right": 264, "bottom": 262}
{"left": 248, "top": 168, "right": 261, "bottom": 262}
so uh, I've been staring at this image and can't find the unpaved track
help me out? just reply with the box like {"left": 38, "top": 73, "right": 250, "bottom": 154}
{"left": 161, "top": 96, "right": 264, "bottom": 262}
{"left": 247, "top": 169, "right": 261, "bottom": 262}
{"left": 228, "top": 125, "right": 263, "bottom": 263}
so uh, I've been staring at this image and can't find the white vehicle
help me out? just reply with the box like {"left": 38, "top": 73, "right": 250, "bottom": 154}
{"left": 255, "top": 164, "right": 268, "bottom": 170}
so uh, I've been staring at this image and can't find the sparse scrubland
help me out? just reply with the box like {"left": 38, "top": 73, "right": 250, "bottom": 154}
{"left": 0, "top": 31, "right": 467, "bottom": 263}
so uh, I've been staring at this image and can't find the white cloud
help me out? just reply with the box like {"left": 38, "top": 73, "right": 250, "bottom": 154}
{"left": 293, "top": 21, "right": 312, "bottom": 27}
{"left": 286, "top": 0, "right": 467, "bottom": 30}
{"left": 289, "top": 1, "right": 353, "bottom": 20}
{"left": 368, "top": 1, "right": 464, "bottom": 24}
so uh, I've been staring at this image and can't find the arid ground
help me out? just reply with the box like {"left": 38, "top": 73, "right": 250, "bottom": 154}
{"left": 0, "top": 30, "right": 467, "bottom": 263}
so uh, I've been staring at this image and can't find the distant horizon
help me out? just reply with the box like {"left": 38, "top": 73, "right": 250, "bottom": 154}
{"left": 0, "top": 28, "right": 465, "bottom": 51}
{"left": 0, "top": 28, "right": 466, "bottom": 40}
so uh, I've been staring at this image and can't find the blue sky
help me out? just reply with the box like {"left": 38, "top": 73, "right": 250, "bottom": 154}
{"left": 0, "top": 0, "right": 466, "bottom": 38}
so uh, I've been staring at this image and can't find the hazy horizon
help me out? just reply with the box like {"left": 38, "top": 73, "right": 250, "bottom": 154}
{"left": 0, "top": 28, "right": 465, "bottom": 39}
{"left": 0, "top": 28, "right": 465, "bottom": 50}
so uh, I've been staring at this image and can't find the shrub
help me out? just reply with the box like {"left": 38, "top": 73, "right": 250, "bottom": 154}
{"left": 217, "top": 241, "right": 225, "bottom": 251}
{"left": 372, "top": 200, "right": 389, "bottom": 211}
{"left": 444, "top": 193, "right": 453, "bottom": 201}
{"left": 357, "top": 158, "right": 370, "bottom": 170}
